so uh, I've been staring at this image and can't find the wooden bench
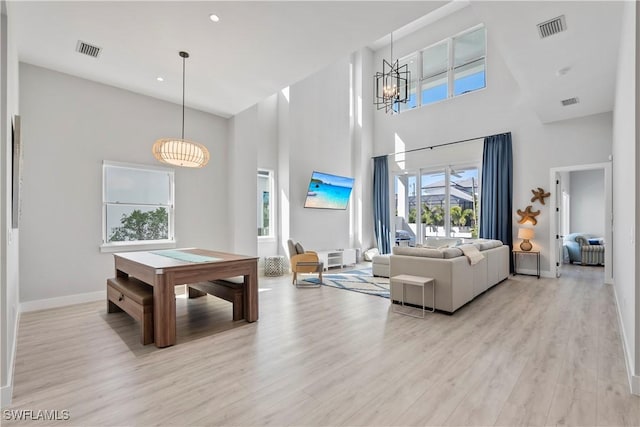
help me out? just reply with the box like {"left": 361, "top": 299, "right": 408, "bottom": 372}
{"left": 187, "top": 277, "right": 244, "bottom": 321}
{"left": 107, "top": 276, "right": 154, "bottom": 345}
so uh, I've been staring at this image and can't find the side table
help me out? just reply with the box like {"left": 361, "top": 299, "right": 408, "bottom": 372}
{"left": 390, "top": 274, "right": 435, "bottom": 318}
{"left": 513, "top": 250, "right": 540, "bottom": 278}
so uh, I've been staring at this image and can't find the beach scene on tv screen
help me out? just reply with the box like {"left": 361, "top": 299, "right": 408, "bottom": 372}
{"left": 304, "top": 171, "right": 354, "bottom": 210}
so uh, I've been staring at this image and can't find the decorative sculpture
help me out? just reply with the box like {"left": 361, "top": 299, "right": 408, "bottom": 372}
{"left": 530, "top": 187, "right": 550, "bottom": 205}
{"left": 517, "top": 205, "right": 541, "bottom": 225}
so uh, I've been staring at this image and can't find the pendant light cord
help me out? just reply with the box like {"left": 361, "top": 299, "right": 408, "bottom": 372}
{"left": 181, "top": 55, "right": 185, "bottom": 140}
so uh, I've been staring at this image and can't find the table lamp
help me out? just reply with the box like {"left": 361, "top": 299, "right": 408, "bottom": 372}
{"left": 518, "top": 227, "right": 535, "bottom": 251}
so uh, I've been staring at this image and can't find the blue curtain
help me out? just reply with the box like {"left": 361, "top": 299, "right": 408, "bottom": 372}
{"left": 480, "top": 132, "right": 513, "bottom": 272}
{"left": 373, "top": 156, "right": 391, "bottom": 254}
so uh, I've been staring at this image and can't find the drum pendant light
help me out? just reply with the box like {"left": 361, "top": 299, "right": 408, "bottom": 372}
{"left": 152, "top": 51, "right": 210, "bottom": 168}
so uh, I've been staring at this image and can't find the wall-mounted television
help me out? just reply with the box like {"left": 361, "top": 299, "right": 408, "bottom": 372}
{"left": 304, "top": 171, "right": 355, "bottom": 210}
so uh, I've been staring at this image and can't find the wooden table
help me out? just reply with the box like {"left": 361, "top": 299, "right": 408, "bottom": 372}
{"left": 113, "top": 248, "right": 259, "bottom": 347}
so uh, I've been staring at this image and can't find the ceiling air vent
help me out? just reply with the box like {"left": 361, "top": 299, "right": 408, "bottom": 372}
{"left": 561, "top": 97, "right": 579, "bottom": 106}
{"left": 537, "top": 15, "right": 567, "bottom": 39}
{"left": 76, "top": 40, "right": 101, "bottom": 58}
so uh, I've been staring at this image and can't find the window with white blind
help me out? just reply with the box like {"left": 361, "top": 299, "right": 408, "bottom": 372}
{"left": 101, "top": 161, "right": 175, "bottom": 252}
{"left": 394, "top": 25, "right": 486, "bottom": 112}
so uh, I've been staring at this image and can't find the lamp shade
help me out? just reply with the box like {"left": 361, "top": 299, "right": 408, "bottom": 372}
{"left": 518, "top": 228, "right": 535, "bottom": 240}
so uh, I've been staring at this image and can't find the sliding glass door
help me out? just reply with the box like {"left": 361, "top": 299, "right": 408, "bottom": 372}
{"left": 420, "top": 165, "right": 480, "bottom": 240}
{"left": 394, "top": 165, "right": 480, "bottom": 245}
{"left": 421, "top": 170, "right": 447, "bottom": 237}
{"left": 448, "top": 167, "right": 479, "bottom": 238}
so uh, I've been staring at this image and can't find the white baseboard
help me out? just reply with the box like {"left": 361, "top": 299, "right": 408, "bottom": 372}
{"left": 1, "top": 384, "right": 13, "bottom": 408}
{"left": 631, "top": 375, "right": 640, "bottom": 395}
{"left": 20, "top": 291, "right": 105, "bottom": 313}
{"left": 1, "top": 310, "right": 20, "bottom": 408}
{"left": 611, "top": 284, "right": 638, "bottom": 395}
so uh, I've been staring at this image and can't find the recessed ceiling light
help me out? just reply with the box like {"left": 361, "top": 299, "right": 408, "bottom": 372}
{"left": 156, "top": 77, "right": 164, "bottom": 82}
{"left": 209, "top": 14, "right": 220, "bottom": 22}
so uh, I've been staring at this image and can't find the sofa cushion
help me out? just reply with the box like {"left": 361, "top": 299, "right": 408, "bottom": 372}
{"left": 460, "top": 239, "right": 503, "bottom": 251}
{"left": 477, "top": 240, "right": 503, "bottom": 251}
{"left": 424, "top": 237, "right": 461, "bottom": 248}
{"left": 441, "top": 247, "right": 463, "bottom": 259}
{"left": 393, "top": 246, "right": 444, "bottom": 258}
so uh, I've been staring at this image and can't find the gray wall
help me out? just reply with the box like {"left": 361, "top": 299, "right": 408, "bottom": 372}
{"left": 18, "top": 63, "right": 229, "bottom": 303}
{"left": 569, "top": 169, "right": 605, "bottom": 236}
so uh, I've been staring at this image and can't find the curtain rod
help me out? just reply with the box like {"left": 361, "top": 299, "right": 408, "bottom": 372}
{"left": 373, "top": 132, "right": 510, "bottom": 159}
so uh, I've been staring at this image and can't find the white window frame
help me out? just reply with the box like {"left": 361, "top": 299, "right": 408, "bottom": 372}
{"left": 100, "top": 160, "right": 176, "bottom": 253}
{"left": 257, "top": 169, "right": 276, "bottom": 241}
{"left": 417, "top": 162, "right": 482, "bottom": 241}
{"left": 395, "top": 24, "right": 486, "bottom": 113}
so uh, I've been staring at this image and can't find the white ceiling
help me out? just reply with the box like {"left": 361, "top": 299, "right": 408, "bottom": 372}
{"left": 469, "top": 1, "right": 624, "bottom": 124}
{"left": 9, "top": 1, "right": 625, "bottom": 123}
{"left": 9, "top": 1, "right": 444, "bottom": 118}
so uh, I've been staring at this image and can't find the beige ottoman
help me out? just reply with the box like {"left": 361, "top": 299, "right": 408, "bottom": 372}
{"left": 372, "top": 254, "right": 390, "bottom": 278}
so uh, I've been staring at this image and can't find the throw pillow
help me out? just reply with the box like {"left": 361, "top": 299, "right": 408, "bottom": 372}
{"left": 295, "top": 242, "right": 305, "bottom": 254}
{"left": 363, "top": 248, "right": 379, "bottom": 261}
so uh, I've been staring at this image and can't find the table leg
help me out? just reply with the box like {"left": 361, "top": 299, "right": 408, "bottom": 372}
{"left": 154, "top": 273, "right": 176, "bottom": 347}
{"left": 188, "top": 287, "right": 207, "bottom": 298}
{"left": 244, "top": 261, "right": 259, "bottom": 322}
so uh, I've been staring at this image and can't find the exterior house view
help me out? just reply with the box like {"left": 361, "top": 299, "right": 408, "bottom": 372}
{"left": 1, "top": 0, "right": 639, "bottom": 425}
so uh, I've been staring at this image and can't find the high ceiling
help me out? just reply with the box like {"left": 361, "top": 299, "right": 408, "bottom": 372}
{"left": 469, "top": 1, "right": 624, "bottom": 124}
{"left": 9, "top": 1, "right": 625, "bottom": 123}
{"left": 9, "top": 1, "right": 444, "bottom": 118}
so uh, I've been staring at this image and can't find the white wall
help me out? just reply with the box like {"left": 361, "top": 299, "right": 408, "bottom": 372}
{"left": 372, "top": 5, "right": 613, "bottom": 275}
{"left": 569, "top": 169, "right": 605, "bottom": 236}
{"left": 351, "top": 49, "right": 376, "bottom": 255}
{"left": 257, "top": 95, "right": 279, "bottom": 260}
{"left": 1, "top": 0, "right": 20, "bottom": 407}
{"left": 19, "top": 63, "right": 229, "bottom": 303}
{"left": 286, "top": 58, "right": 357, "bottom": 252}
{"left": 612, "top": 0, "right": 638, "bottom": 391}
{"left": 230, "top": 93, "right": 279, "bottom": 263}
{"left": 229, "top": 54, "right": 377, "bottom": 262}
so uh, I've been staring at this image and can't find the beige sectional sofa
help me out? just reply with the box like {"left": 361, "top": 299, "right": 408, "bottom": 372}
{"left": 390, "top": 239, "right": 509, "bottom": 313}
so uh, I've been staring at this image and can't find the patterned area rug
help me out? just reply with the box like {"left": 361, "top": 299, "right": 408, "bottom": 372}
{"left": 303, "top": 268, "right": 389, "bottom": 298}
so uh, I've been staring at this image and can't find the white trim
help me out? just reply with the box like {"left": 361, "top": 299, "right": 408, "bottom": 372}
{"left": 632, "top": 376, "right": 640, "bottom": 396}
{"left": 612, "top": 282, "right": 639, "bottom": 395}
{"left": 100, "top": 240, "right": 176, "bottom": 253}
{"left": 102, "top": 161, "right": 175, "bottom": 245}
{"left": 0, "top": 310, "right": 20, "bottom": 408}
{"left": 1, "top": 384, "right": 13, "bottom": 408}
{"left": 102, "top": 159, "right": 173, "bottom": 173}
{"left": 20, "top": 291, "right": 105, "bottom": 313}
{"left": 549, "top": 162, "right": 612, "bottom": 282}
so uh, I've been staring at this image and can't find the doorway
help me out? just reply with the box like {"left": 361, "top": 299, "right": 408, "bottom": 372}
{"left": 550, "top": 162, "right": 612, "bottom": 283}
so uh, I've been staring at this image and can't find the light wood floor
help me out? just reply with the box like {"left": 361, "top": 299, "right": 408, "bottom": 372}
{"left": 5, "top": 264, "right": 639, "bottom": 426}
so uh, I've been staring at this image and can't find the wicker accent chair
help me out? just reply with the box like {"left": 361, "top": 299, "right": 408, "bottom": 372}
{"left": 287, "top": 239, "right": 323, "bottom": 285}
